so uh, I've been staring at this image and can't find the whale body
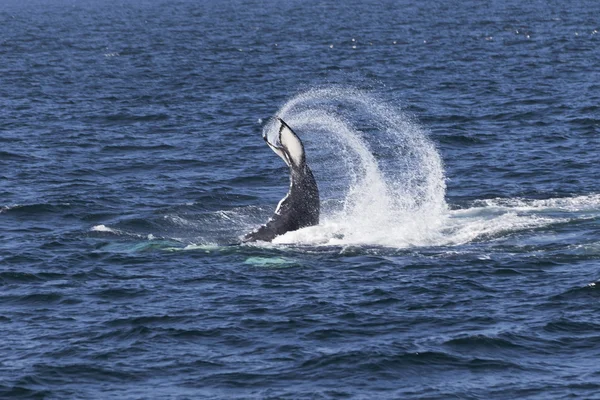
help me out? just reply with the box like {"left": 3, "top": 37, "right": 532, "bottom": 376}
{"left": 243, "top": 118, "right": 319, "bottom": 242}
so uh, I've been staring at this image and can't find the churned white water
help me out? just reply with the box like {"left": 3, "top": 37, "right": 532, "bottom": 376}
{"left": 262, "top": 86, "right": 447, "bottom": 247}
{"left": 263, "top": 87, "right": 600, "bottom": 248}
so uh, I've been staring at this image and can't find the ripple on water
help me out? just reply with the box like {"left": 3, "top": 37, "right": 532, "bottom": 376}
{"left": 3, "top": 292, "right": 64, "bottom": 305}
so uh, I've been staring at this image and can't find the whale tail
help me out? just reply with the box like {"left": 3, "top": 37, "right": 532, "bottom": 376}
{"left": 244, "top": 118, "right": 319, "bottom": 243}
{"left": 262, "top": 118, "right": 306, "bottom": 169}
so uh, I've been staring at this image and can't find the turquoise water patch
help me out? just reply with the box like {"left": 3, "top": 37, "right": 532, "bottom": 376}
{"left": 244, "top": 257, "right": 297, "bottom": 268}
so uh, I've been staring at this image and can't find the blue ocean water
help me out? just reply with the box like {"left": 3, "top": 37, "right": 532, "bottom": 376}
{"left": 1, "top": 0, "right": 600, "bottom": 398}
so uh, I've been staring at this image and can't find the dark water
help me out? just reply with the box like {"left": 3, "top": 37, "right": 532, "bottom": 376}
{"left": 2, "top": 0, "right": 600, "bottom": 398}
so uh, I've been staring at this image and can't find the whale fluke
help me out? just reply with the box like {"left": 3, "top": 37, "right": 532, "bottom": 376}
{"left": 243, "top": 118, "right": 319, "bottom": 242}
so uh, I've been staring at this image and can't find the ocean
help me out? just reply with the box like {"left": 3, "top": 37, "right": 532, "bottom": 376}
{"left": 1, "top": 0, "right": 599, "bottom": 398}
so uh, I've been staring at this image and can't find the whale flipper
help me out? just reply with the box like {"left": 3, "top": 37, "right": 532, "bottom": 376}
{"left": 243, "top": 119, "right": 319, "bottom": 243}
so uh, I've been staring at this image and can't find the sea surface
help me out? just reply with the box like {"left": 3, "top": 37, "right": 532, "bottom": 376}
{"left": 1, "top": 0, "right": 600, "bottom": 399}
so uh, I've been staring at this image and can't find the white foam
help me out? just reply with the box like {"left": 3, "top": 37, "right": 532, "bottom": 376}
{"left": 272, "top": 195, "right": 587, "bottom": 248}
{"left": 472, "top": 194, "right": 600, "bottom": 213}
{"left": 91, "top": 224, "right": 115, "bottom": 233}
{"left": 441, "top": 211, "right": 565, "bottom": 246}
{"left": 90, "top": 224, "right": 147, "bottom": 239}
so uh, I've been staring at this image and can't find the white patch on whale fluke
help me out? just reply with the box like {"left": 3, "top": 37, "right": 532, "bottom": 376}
{"left": 279, "top": 123, "right": 304, "bottom": 166}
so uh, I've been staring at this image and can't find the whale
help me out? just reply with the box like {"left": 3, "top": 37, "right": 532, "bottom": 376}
{"left": 243, "top": 118, "right": 320, "bottom": 242}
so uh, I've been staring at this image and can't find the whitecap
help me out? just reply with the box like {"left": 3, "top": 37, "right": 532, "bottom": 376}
{"left": 91, "top": 224, "right": 115, "bottom": 233}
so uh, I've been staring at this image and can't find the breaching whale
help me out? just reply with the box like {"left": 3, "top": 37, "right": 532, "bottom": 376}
{"left": 243, "top": 118, "right": 320, "bottom": 242}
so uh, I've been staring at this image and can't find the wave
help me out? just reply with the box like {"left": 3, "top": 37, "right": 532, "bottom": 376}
{"left": 0, "top": 202, "right": 72, "bottom": 215}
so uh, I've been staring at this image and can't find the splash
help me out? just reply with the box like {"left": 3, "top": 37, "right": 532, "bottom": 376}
{"left": 90, "top": 87, "right": 600, "bottom": 251}
{"left": 259, "top": 87, "right": 600, "bottom": 249}
{"left": 262, "top": 86, "right": 448, "bottom": 247}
